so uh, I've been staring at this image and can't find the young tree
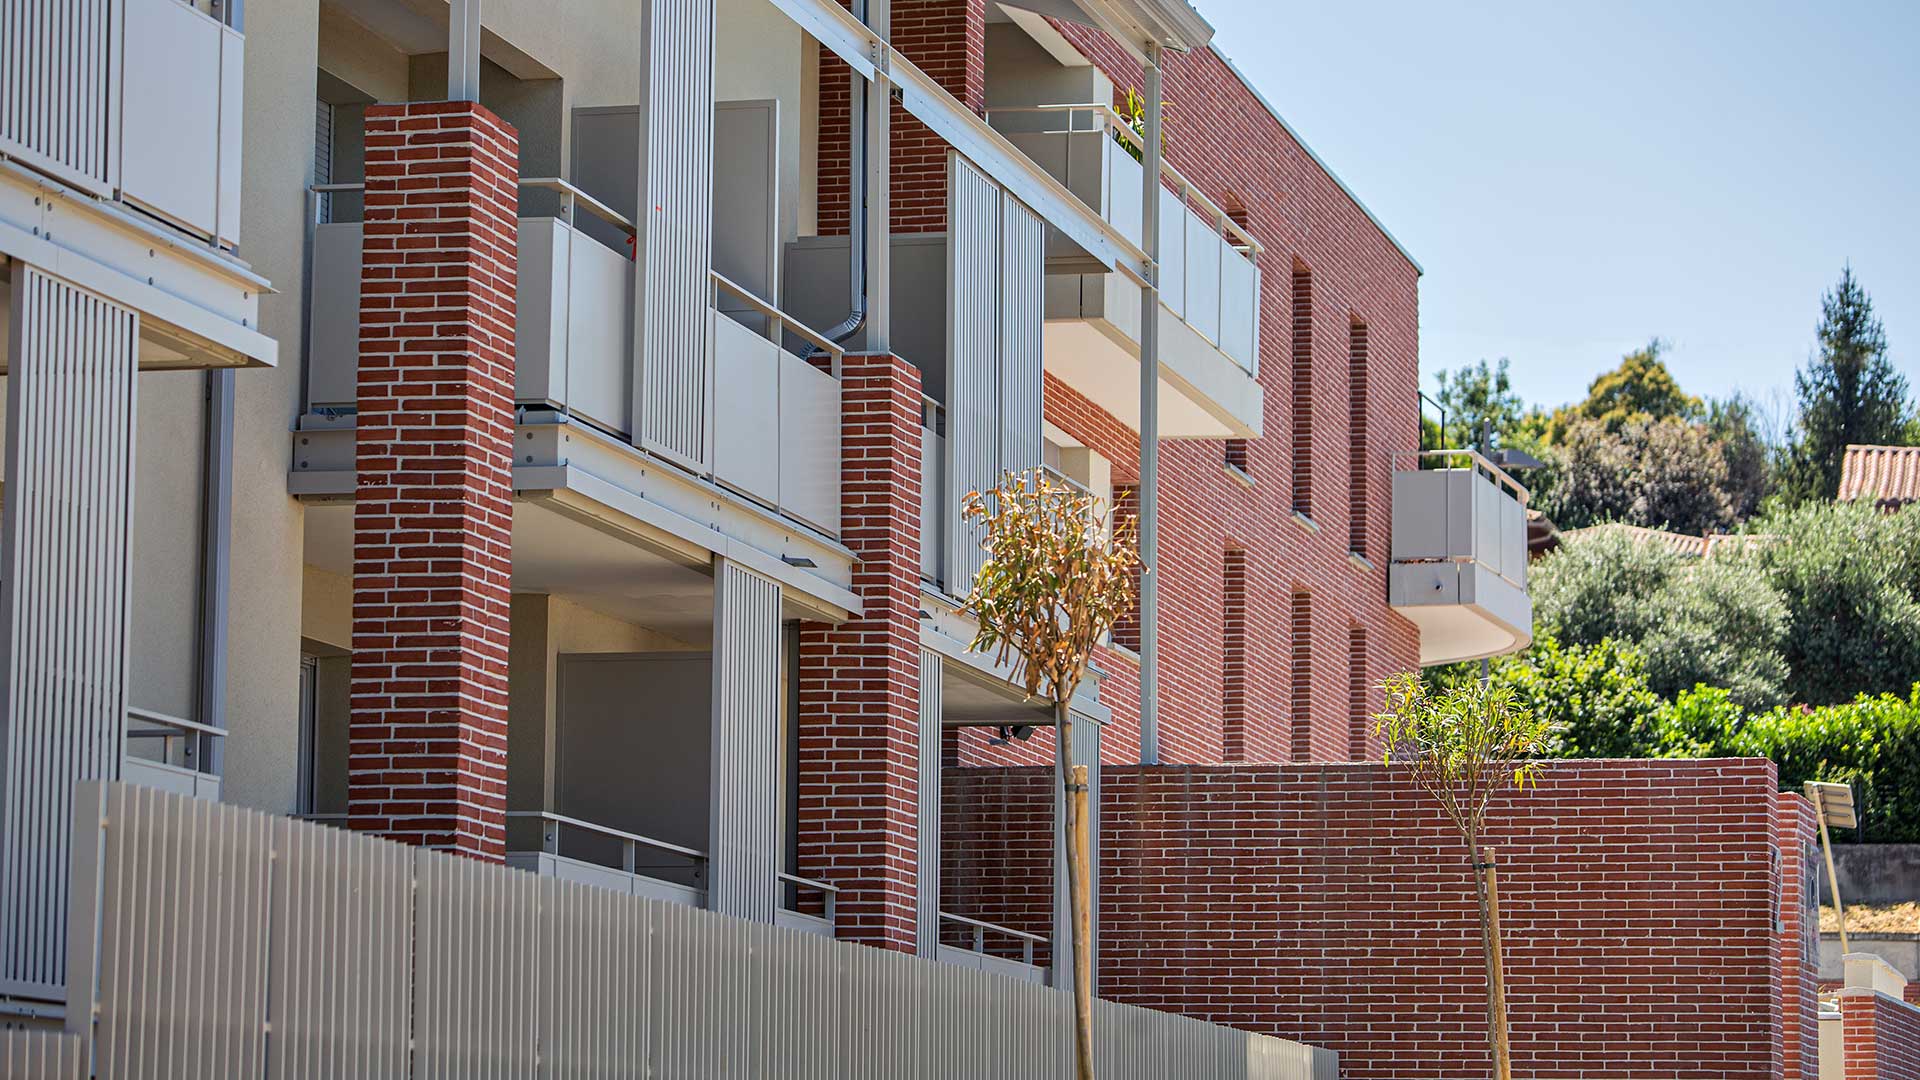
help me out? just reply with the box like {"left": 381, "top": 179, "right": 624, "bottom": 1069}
{"left": 1706, "top": 394, "right": 1773, "bottom": 520}
{"left": 1780, "top": 266, "right": 1914, "bottom": 503}
{"left": 1375, "top": 674, "right": 1554, "bottom": 1080}
{"left": 962, "top": 471, "right": 1140, "bottom": 1080}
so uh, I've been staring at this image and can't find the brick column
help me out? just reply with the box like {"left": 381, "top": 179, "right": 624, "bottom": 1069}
{"left": 796, "top": 353, "right": 923, "bottom": 950}
{"left": 1777, "top": 793, "right": 1821, "bottom": 1080}
{"left": 349, "top": 102, "right": 519, "bottom": 860}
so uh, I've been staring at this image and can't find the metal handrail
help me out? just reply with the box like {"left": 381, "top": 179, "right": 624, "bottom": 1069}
{"left": 985, "top": 102, "right": 1263, "bottom": 258}
{"left": 778, "top": 872, "right": 840, "bottom": 929}
{"left": 710, "top": 270, "right": 844, "bottom": 369}
{"left": 125, "top": 707, "right": 226, "bottom": 774}
{"left": 519, "top": 177, "right": 635, "bottom": 236}
{"left": 506, "top": 810, "right": 709, "bottom": 876}
{"left": 939, "top": 911, "right": 1045, "bottom": 967}
{"left": 1391, "top": 448, "right": 1530, "bottom": 507}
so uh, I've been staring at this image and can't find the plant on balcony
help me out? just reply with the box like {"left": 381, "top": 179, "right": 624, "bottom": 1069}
{"left": 1115, "top": 86, "right": 1169, "bottom": 164}
{"left": 961, "top": 471, "right": 1140, "bottom": 1080}
{"left": 1375, "top": 673, "right": 1553, "bottom": 1080}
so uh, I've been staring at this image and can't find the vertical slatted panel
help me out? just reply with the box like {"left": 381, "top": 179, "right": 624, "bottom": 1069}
{"left": 0, "top": 268, "right": 138, "bottom": 997}
{"left": 267, "top": 817, "right": 413, "bottom": 1080}
{"left": 67, "top": 781, "right": 1337, "bottom": 1080}
{"left": 633, "top": 0, "right": 716, "bottom": 466}
{"left": 0, "top": 1030, "right": 85, "bottom": 1080}
{"left": 709, "top": 560, "right": 781, "bottom": 923}
{"left": 542, "top": 878, "right": 648, "bottom": 1079}
{"left": 915, "top": 651, "right": 943, "bottom": 957}
{"left": 0, "top": 0, "right": 116, "bottom": 195}
{"left": 84, "top": 783, "right": 272, "bottom": 1080}
{"left": 410, "top": 848, "right": 543, "bottom": 1078}
{"left": 946, "top": 153, "right": 1002, "bottom": 593}
{"left": 998, "top": 197, "right": 1045, "bottom": 482}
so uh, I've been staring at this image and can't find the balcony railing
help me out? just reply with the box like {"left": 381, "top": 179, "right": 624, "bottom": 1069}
{"left": 1389, "top": 448, "right": 1533, "bottom": 665}
{"left": 990, "top": 103, "right": 1262, "bottom": 374}
{"left": 505, "top": 809, "right": 708, "bottom": 908}
{"left": 123, "top": 707, "right": 224, "bottom": 801}
{"left": 936, "top": 911, "right": 1048, "bottom": 984}
{"left": 302, "top": 175, "right": 845, "bottom": 537}
{"left": 0, "top": 0, "right": 245, "bottom": 248}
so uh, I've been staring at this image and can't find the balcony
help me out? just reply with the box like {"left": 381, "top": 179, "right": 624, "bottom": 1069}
{"left": 992, "top": 104, "right": 1265, "bottom": 439}
{"left": 1389, "top": 451, "right": 1534, "bottom": 666}
{"left": 302, "top": 178, "right": 844, "bottom": 539}
{"left": 123, "top": 707, "right": 224, "bottom": 802}
{"left": 0, "top": 0, "right": 244, "bottom": 247}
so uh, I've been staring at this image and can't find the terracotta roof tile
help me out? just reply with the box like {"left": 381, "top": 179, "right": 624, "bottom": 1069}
{"left": 1839, "top": 444, "right": 1920, "bottom": 504}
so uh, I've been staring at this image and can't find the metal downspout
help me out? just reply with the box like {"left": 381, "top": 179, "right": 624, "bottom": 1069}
{"left": 1137, "top": 42, "right": 1163, "bottom": 764}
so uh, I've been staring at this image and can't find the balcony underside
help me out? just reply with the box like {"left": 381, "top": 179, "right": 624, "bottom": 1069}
{"left": 1390, "top": 561, "right": 1533, "bottom": 666}
{"left": 1043, "top": 298, "right": 1264, "bottom": 439}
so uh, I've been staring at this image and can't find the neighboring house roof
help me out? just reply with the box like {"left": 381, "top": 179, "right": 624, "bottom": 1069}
{"left": 1839, "top": 444, "right": 1920, "bottom": 506}
{"left": 1559, "top": 523, "right": 1708, "bottom": 558}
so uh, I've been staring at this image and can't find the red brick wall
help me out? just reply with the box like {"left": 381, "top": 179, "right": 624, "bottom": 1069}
{"left": 796, "top": 353, "right": 924, "bottom": 950}
{"left": 1017, "top": 29, "right": 1422, "bottom": 765}
{"left": 349, "top": 102, "right": 518, "bottom": 860}
{"left": 1778, "top": 793, "right": 1822, "bottom": 1080}
{"left": 1843, "top": 991, "right": 1920, "bottom": 1080}
{"left": 817, "top": 0, "right": 986, "bottom": 235}
{"left": 943, "top": 758, "right": 1794, "bottom": 1079}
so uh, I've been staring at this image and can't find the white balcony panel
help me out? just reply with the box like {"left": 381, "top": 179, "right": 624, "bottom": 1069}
{"left": 1183, "top": 210, "right": 1221, "bottom": 344}
{"left": 1156, "top": 185, "right": 1185, "bottom": 320}
{"left": 120, "top": 0, "right": 242, "bottom": 244}
{"left": 1389, "top": 466, "right": 1533, "bottom": 666}
{"left": 776, "top": 350, "right": 842, "bottom": 535}
{"left": 0, "top": 0, "right": 116, "bottom": 195}
{"left": 711, "top": 310, "right": 843, "bottom": 535}
{"left": 515, "top": 218, "right": 633, "bottom": 437}
{"left": 920, "top": 424, "right": 946, "bottom": 584}
{"left": 1219, "top": 250, "right": 1259, "bottom": 368}
{"left": 713, "top": 313, "right": 781, "bottom": 506}
{"left": 122, "top": 757, "right": 221, "bottom": 802}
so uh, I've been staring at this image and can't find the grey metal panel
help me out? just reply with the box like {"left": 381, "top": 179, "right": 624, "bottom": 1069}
{"left": 305, "top": 223, "right": 363, "bottom": 408}
{"left": 267, "top": 814, "right": 413, "bottom": 1080}
{"left": 1, "top": 268, "right": 138, "bottom": 998}
{"left": 633, "top": 0, "right": 717, "bottom": 467}
{"left": 713, "top": 100, "right": 780, "bottom": 308}
{"left": 0, "top": 1030, "right": 85, "bottom": 1080}
{"left": 0, "top": 0, "right": 118, "bottom": 197}
{"left": 411, "top": 847, "right": 542, "bottom": 1077}
{"left": 916, "top": 651, "right": 943, "bottom": 957}
{"left": 946, "top": 154, "right": 1002, "bottom": 594}
{"left": 999, "top": 196, "right": 1045, "bottom": 482}
{"left": 710, "top": 560, "right": 781, "bottom": 923}
{"left": 542, "top": 878, "right": 649, "bottom": 1079}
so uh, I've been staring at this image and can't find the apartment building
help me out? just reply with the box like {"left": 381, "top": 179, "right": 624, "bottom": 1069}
{"left": 0, "top": 0, "right": 1545, "bottom": 1070}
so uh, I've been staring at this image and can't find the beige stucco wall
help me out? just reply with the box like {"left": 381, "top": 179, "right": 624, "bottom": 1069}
{"left": 220, "top": 0, "right": 321, "bottom": 815}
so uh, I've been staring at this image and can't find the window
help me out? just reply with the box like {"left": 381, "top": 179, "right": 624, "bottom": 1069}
{"left": 1348, "top": 320, "right": 1369, "bottom": 557}
{"left": 1221, "top": 549, "right": 1248, "bottom": 760}
{"left": 1289, "top": 589, "right": 1312, "bottom": 762}
{"left": 1290, "top": 264, "right": 1313, "bottom": 517}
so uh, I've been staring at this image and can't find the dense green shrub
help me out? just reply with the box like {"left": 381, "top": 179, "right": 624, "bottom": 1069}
{"left": 1433, "top": 635, "right": 1666, "bottom": 759}
{"left": 1751, "top": 500, "right": 1920, "bottom": 705}
{"left": 1653, "top": 685, "right": 1920, "bottom": 842}
{"left": 1531, "top": 529, "right": 1789, "bottom": 707}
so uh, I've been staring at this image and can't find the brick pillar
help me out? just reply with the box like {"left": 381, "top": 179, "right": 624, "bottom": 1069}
{"left": 1777, "top": 792, "right": 1822, "bottom": 1080}
{"left": 796, "top": 354, "right": 923, "bottom": 950}
{"left": 349, "top": 101, "right": 519, "bottom": 860}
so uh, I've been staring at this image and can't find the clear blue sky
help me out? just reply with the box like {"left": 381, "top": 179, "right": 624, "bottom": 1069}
{"left": 1201, "top": 0, "right": 1920, "bottom": 422}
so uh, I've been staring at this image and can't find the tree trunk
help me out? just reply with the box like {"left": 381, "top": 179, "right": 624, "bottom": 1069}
{"left": 1471, "top": 841, "right": 1509, "bottom": 1080}
{"left": 1057, "top": 700, "right": 1096, "bottom": 1080}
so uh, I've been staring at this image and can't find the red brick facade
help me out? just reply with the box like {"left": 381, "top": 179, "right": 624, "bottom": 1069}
{"left": 796, "top": 353, "right": 925, "bottom": 950}
{"left": 818, "top": 0, "right": 986, "bottom": 235}
{"left": 1842, "top": 991, "right": 1920, "bottom": 1080}
{"left": 349, "top": 102, "right": 519, "bottom": 860}
{"left": 1028, "top": 25, "right": 1423, "bottom": 765}
{"left": 942, "top": 759, "right": 1799, "bottom": 1079}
